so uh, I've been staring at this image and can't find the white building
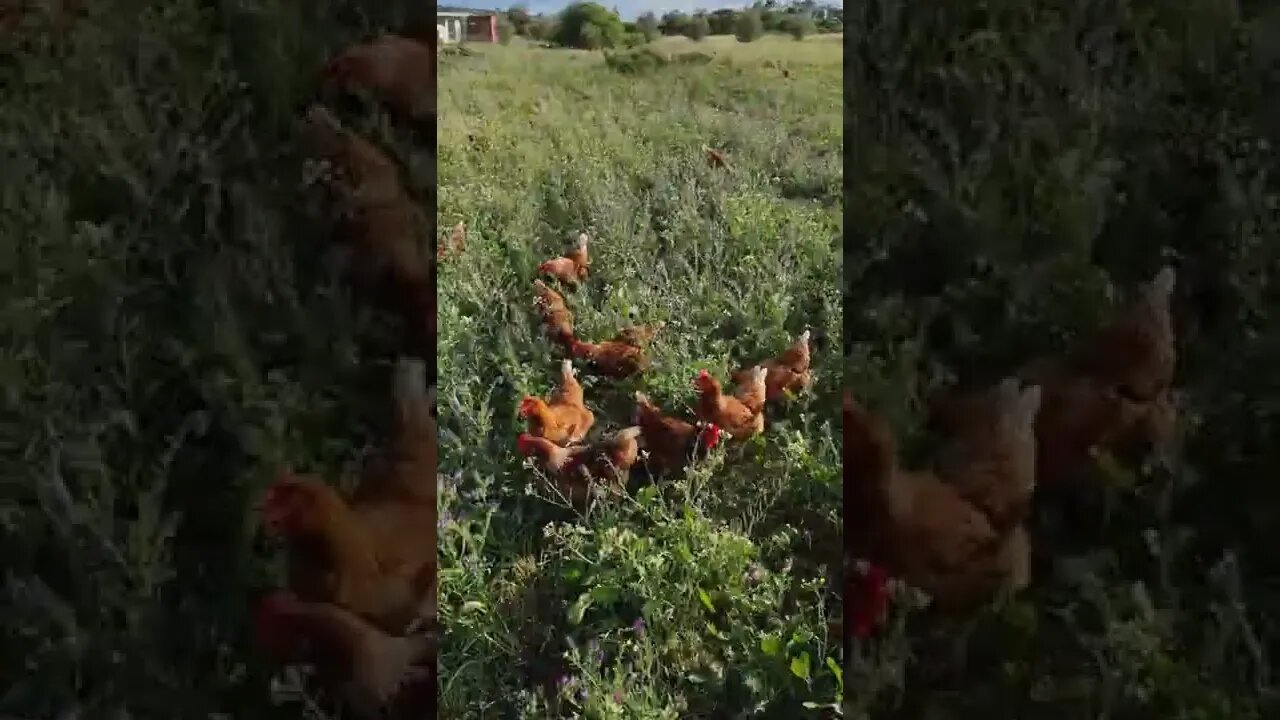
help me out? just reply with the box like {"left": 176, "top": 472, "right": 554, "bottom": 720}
{"left": 437, "top": 11, "right": 468, "bottom": 44}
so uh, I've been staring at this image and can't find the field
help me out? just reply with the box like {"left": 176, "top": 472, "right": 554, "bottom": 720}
{"left": 0, "top": 2, "right": 437, "bottom": 717}
{"left": 846, "top": 1, "right": 1280, "bottom": 718}
{"left": 436, "top": 34, "right": 843, "bottom": 717}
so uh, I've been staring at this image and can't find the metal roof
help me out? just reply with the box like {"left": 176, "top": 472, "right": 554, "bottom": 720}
{"left": 437, "top": 6, "right": 494, "bottom": 14}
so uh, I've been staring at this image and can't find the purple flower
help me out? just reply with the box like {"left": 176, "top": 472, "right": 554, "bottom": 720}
{"left": 632, "top": 617, "right": 646, "bottom": 637}
{"left": 557, "top": 674, "right": 575, "bottom": 689}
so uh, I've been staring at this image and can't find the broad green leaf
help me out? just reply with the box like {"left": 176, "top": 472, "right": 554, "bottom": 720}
{"left": 567, "top": 592, "right": 592, "bottom": 625}
{"left": 790, "top": 651, "right": 811, "bottom": 680}
{"left": 760, "top": 634, "right": 783, "bottom": 656}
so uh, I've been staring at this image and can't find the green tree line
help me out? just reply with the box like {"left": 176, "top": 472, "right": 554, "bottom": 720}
{"left": 498, "top": 1, "right": 842, "bottom": 49}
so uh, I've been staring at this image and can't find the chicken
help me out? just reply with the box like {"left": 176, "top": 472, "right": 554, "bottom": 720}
{"left": 261, "top": 358, "right": 436, "bottom": 632}
{"left": 533, "top": 279, "right": 575, "bottom": 347}
{"left": 1110, "top": 388, "right": 1180, "bottom": 464}
{"left": 929, "top": 268, "right": 1179, "bottom": 492}
{"left": 612, "top": 322, "right": 665, "bottom": 347}
{"left": 538, "top": 233, "right": 590, "bottom": 288}
{"left": 303, "top": 106, "right": 434, "bottom": 359}
{"left": 255, "top": 590, "right": 435, "bottom": 720}
{"left": 693, "top": 369, "right": 764, "bottom": 441}
{"left": 516, "top": 426, "right": 641, "bottom": 505}
{"left": 731, "top": 330, "right": 813, "bottom": 402}
{"left": 550, "top": 358, "right": 586, "bottom": 407}
{"left": 932, "top": 277, "right": 1182, "bottom": 533}
{"left": 304, "top": 104, "right": 406, "bottom": 207}
{"left": 566, "top": 426, "right": 644, "bottom": 485}
{"left": 568, "top": 334, "right": 650, "bottom": 378}
{"left": 1072, "top": 266, "right": 1177, "bottom": 402}
{"left": 845, "top": 384, "right": 1039, "bottom": 614}
{"left": 702, "top": 144, "right": 732, "bottom": 172}
{"left": 518, "top": 365, "right": 595, "bottom": 445}
{"left": 438, "top": 220, "right": 465, "bottom": 260}
{"left": 929, "top": 379, "right": 1043, "bottom": 534}
{"left": 322, "top": 33, "right": 436, "bottom": 122}
{"left": 633, "top": 391, "right": 723, "bottom": 473}
{"left": 733, "top": 365, "right": 768, "bottom": 415}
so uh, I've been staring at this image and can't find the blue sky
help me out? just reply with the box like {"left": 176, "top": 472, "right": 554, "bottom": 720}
{"left": 461, "top": 0, "right": 842, "bottom": 21}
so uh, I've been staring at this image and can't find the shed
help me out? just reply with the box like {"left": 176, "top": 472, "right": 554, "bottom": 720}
{"left": 437, "top": 7, "right": 498, "bottom": 44}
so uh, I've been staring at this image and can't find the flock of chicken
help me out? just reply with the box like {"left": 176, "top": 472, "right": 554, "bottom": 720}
{"left": 843, "top": 266, "right": 1179, "bottom": 636}
{"left": 251, "top": 32, "right": 440, "bottom": 720}
{"left": 515, "top": 233, "right": 816, "bottom": 504}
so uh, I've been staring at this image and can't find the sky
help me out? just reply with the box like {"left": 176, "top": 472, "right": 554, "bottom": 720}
{"left": 460, "top": 0, "right": 842, "bottom": 22}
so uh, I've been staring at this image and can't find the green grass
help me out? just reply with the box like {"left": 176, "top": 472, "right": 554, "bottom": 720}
{"left": 845, "top": 1, "right": 1280, "bottom": 718}
{"left": 0, "top": 2, "right": 434, "bottom": 717}
{"left": 436, "top": 38, "right": 843, "bottom": 717}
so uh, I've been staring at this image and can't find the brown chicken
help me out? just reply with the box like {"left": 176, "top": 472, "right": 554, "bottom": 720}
{"left": 694, "top": 369, "right": 765, "bottom": 441}
{"left": 612, "top": 322, "right": 665, "bottom": 347}
{"left": 1110, "top": 388, "right": 1180, "bottom": 464}
{"left": 930, "top": 267, "right": 1179, "bottom": 492}
{"left": 303, "top": 106, "right": 434, "bottom": 359}
{"left": 633, "top": 391, "right": 723, "bottom": 473}
{"left": 533, "top": 279, "right": 575, "bottom": 346}
{"left": 845, "top": 385, "right": 1039, "bottom": 614}
{"left": 255, "top": 590, "right": 435, "bottom": 720}
{"left": 568, "top": 333, "right": 650, "bottom": 378}
{"left": 438, "top": 220, "right": 465, "bottom": 260}
{"left": 929, "top": 379, "right": 1044, "bottom": 534}
{"left": 304, "top": 105, "right": 406, "bottom": 207}
{"left": 551, "top": 358, "right": 586, "bottom": 406}
{"left": 322, "top": 33, "right": 436, "bottom": 123}
{"left": 261, "top": 358, "right": 436, "bottom": 633}
{"left": 515, "top": 426, "right": 642, "bottom": 502}
{"left": 566, "top": 426, "right": 644, "bottom": 485}
{"left": 538, "top": 233, "right": 591, "bottom": 288}
{"left": 733, "top": 365, "right": 768, "bottom": 415}
{"left": 702, "top": 144, "right": 732, "bottom": 172}
{"left": 518, "top": 362, "right": 595, "bottom": 446}
{"left": 1072, "top": 266, "right": 1177, "bottom": 402}
{"left": 731, "top": 330, "right": 813, "bottom": 402}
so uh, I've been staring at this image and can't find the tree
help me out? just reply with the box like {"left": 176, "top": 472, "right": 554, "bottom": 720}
{"left": 497, "top": 15, "right": 516, "bottom": 44}
{"left": 760, "top": 9, "right": 782, "bottom": 31}
{"left": 553, "top": 2, "right": 625, "bottom": 49}
{"left": 659, "top": 11, "right": 689, "bottom": 36}
{"left": 525, "top": 16, "right": 555, "bottom": 41}
{"left": 782, "top": 11, "right": 815, "bottom": 40}
{"left": 580, "top": 22, "right": 605, "bottom": 49}
{"left": 636, "top": 11, "right": 660, "bottom": 41}
{"left": 734, "top": 10, "right": 764, "bottom": 42}
{"left": 506, "top": 4, "right": 531, "bottom": 35}
{"left": 708, "top": 8, "right": 736, "bottom": 36}
{"left": 685, "top": 14, "right": 710, "bottom": 40}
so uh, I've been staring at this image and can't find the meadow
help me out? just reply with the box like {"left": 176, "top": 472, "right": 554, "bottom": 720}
{"left": 436, "top": 34, "right": 843, "bottom": 717}
{"left": 1, "top": 1, "right": 437, "bottom": 717}
{"left": 846, "top": 1, "right": 1280, "bottom": 717}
